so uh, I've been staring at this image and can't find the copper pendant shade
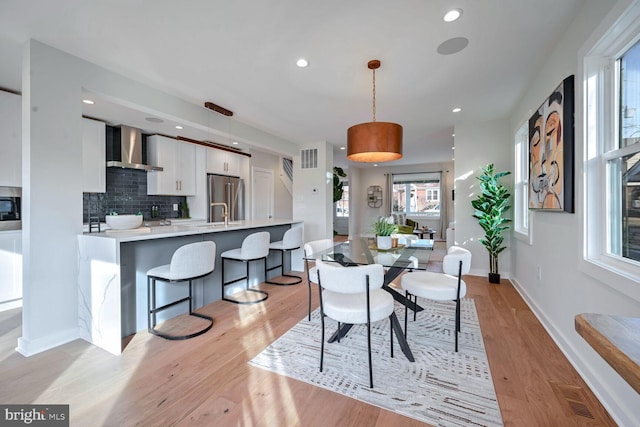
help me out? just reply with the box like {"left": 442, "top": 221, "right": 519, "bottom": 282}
{"left": 347, "top": 59, "right": 403, "bottom": 162}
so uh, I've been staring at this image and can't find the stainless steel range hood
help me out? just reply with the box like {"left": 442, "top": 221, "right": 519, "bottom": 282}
{"left": 106, "top": 125, "right": 163, "bottom": 171}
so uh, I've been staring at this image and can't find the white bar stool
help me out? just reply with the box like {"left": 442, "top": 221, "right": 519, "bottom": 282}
{"left": 221, "top": 231, "right": 270, "bottom": 304}
{"left": 147, "top": 240, "right": 216, "bottom": 340}
{"left": 266, "top": 227, "right": 303, "bottom": 286}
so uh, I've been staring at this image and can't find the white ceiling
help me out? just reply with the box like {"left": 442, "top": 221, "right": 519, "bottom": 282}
{"left": 0, "top": 0, "right": 583, "bottom": 167}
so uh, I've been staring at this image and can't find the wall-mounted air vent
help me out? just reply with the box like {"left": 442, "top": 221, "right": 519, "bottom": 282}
{"left": 301, "top": 148, "right": 318, "bottom": 169}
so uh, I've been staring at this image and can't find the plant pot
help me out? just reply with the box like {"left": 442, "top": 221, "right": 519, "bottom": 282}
{"left": 488, "top": 273, "right": 501, "bottom": 284}
{"left": 376, "top": 235, "right": 392, "bottom": 250}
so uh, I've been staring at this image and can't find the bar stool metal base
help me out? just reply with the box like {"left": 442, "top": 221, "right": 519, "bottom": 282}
{"left": 266, "top": 247, "right": 302, "bottom": 286}
{"left": 147, "top": 274, "right": 214, "bottom": 340}
{"left": 221, "top": 256, "right": 269, "bottom": 304}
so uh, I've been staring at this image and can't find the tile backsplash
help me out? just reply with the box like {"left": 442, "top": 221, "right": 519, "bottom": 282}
{"left": 83, "top": 168, "right": 186, "bottom": 223}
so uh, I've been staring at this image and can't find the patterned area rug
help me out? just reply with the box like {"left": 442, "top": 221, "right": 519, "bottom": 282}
{"left": 249, "top": 299, "right": 503, "bottom": 426}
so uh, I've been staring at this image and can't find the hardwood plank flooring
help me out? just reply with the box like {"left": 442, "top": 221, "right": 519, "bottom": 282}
{"left": 0, "top": 269, "right": 616, "bottom": 426}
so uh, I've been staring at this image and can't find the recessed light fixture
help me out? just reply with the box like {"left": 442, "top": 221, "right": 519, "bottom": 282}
{"left": 175, "top": 125, "right": 183, "bottom": 130}
{"left": 340, "top": 146, "right": 345, "bottom": 150}
{"left": 82, "top": 99, "right": 94, "bottom": 105}
{"left": 444, "top": 8, "right": 462, "bottom": 22}
{"left": 232, "top": 141, "right": 239, "bottom": 145}
{"left": 373, "top": 164, "right": 378, "bottom": 167}
{"left": 146, "top": 117, "right": 163, "bottom": 123}
{"left": 452, "top": 133, "right": 455, "bottom": 137}
{"left": 452, "top": 107, "right": 462, "bottom": 113}
{"left": 296, "top": 58, "right": 309, "bottom": 68}
{"left": 452, "top": 147, "right": 455, "bottom": 150}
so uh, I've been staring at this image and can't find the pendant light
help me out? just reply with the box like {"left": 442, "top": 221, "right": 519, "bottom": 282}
{"left": 347, "top": 59, "right": 403, "bottom": 162}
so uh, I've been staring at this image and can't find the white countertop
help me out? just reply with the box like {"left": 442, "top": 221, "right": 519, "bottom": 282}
{"left": 81, "top": 218, "right": 302, "bottom": 242}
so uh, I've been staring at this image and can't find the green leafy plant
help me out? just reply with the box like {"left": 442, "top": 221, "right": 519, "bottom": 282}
{"left": 471, "top": 164, "right": 512, "bottom": 283}
{"left": 374, "top": 216, "right": 398, "bottom": 237}
{"left": 333, "top": 166, "right": 347, "bottom": 203}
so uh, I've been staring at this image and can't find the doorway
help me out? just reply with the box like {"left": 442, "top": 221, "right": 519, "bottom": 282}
{"left": 251, "top": 167, "right": 274, "bottom": 220}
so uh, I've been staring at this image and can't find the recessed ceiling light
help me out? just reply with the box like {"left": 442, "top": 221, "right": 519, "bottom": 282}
{"left": 232, "top": 141, "right": 239, "bottom": 145}
{"left": 452, "top": 147, "right": 455, "bottom": 150}
{"left": 444, "top": 8, "right": 462, "bottom": 22}
{"left": 145, "top": 117, "right": 163, "bottom": 123}
{"left": 340, "top": 146, "right": 345, "bottom": 150}
{"left": 373, "top": 164, "right": 378, "bottom": 167}
{"left": 175, "top": 125, "right": 183, "bottom": 130}
{"left": 82, "top": 99, "right": 94, "bottom": 105}
{"left": 452, "top": 107, "right": 462, "bottom": 113}
{"left": 452, "top": 133, "right": 455, "bottom": 137}
{"left": 296, "top": 58, "right": 309, "bottom": 68}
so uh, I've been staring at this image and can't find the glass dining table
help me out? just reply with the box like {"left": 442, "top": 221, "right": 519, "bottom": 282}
{"left": 305, "top": 237, "right": 434, "bottom": 362}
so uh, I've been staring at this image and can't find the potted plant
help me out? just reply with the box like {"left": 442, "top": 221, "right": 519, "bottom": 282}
{"left": 374, "top": 216, "right": 398, "bottom": 250}
{"left": 471, "top": 164, "right": 512, "bottom": 284}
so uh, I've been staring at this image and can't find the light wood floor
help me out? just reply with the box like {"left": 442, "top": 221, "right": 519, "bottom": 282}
{"left": 0, "top": 267, "right": 616, "bottom": 425}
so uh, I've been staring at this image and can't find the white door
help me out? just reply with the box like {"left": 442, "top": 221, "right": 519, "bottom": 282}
{"left": 251, "top": 167, "right": 274, "bottom": 220}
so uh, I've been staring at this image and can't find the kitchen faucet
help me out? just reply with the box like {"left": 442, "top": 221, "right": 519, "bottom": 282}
{"left": 210, "top": 202, "right": 229, "bottom": 226}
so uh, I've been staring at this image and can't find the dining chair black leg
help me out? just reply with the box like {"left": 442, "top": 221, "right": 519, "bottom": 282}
{"left": 389, "top": 316, "right": 394, "bottom": 358}
{"left": 455, "top": 298, "right": 461, "bottom": 352}
{"left": 404, "top": 290, "right": 409, "bottom": 338}
{"left": 413, "top": 294, "right": 417, "bottom": 322}
{"left": 320, "top": 314, "right": 325, "bottom": 372}
{"left": 307, "top": 282, "right": 312, "bottom": 321}
{"left": 367, "top": 319, "right": 373, "bottom": 388}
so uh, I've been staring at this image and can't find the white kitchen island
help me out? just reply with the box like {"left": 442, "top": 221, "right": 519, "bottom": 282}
{"left": 78, "top": 219, "right": 303, "bottom": 355}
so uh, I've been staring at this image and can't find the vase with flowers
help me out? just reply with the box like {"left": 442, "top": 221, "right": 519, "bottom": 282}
{"left": 374, "top": 216, "right": 398, "bottom": 249}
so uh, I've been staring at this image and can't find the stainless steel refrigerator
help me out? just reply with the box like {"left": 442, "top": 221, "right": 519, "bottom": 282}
{"left": 207, "top": 174, "right": 244, "bottom": 222}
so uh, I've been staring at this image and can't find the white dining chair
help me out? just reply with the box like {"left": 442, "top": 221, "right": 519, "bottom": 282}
{"left": 400, "top": 246, "right": 472, "bottom": 352}
{"left": 316, "top": 259, "right": 395, "bottom": 388}
{"left": 303, "top": 238, "right": 333, "bottom": 320}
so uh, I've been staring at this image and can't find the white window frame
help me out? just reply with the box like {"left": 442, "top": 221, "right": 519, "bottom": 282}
{"left": 514, "top": 121, "right": 531, "bottom": 243}
{"left": 583, "top": 2, "right": 640, "bottom": 301}
{"left": 335, "top": 182, "right": 349, "bottom": 218}
{"left": 391, "top": 172, "right": 441, "bottom": 218}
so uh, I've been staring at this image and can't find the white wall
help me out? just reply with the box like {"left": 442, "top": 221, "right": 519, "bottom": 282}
{"left": 17, "top": 40, "right": 300, "bottom": 356}
{"left": 454, "top": 119, "right": 512, "bottom": 278}
{"left": 292, "top": 141, "right": 333, "bottom": 243}
{"left": 508, "top": 1, "right": 640, "bottom": 425}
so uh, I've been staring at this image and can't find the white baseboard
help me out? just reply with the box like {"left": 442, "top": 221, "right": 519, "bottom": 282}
{"left": 0, "top": 298, "right": 22, "bottom": 312}
{"left": 509, "top": 277, "right": 638, "bottom": 427}
{"left": 16, "top": 328, "right": 81, "bottom": 357}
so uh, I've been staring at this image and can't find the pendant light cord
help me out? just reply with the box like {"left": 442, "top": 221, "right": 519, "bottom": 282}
{"left": 372, "top": 68, "right": 377, "bottom": 122}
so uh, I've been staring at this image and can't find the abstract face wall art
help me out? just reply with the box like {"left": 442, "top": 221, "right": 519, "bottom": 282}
{"left": 528, "top": 75, "right": 575, "bottom": 213}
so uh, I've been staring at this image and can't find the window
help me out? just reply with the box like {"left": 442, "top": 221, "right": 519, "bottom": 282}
{"left": 583, "top": 4, "right": 640, "bottom": 295}
{"left": 392, "top": 172, "right": 441, "bottom": 217}
{"left": 608, "top": 40, "right": 640, "bottom": 262}
{"left": 335, "top": 183, "right": 349, "bottom": 217}
{"left": 514, "top": 121, "right": 530, "bottom": 240}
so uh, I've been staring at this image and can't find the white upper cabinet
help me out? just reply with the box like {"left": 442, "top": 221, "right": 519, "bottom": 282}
{"left": 82, "top": 118, "right": 106, "bottom": 193}
{"left": 206, "top": 147, "right": 244, "bottom": 176}
{"left": 0, "top": 90, "right": 21, "bottom": 187}
{"left": 147, "top": 135, "right": 196, "bottom": 195}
